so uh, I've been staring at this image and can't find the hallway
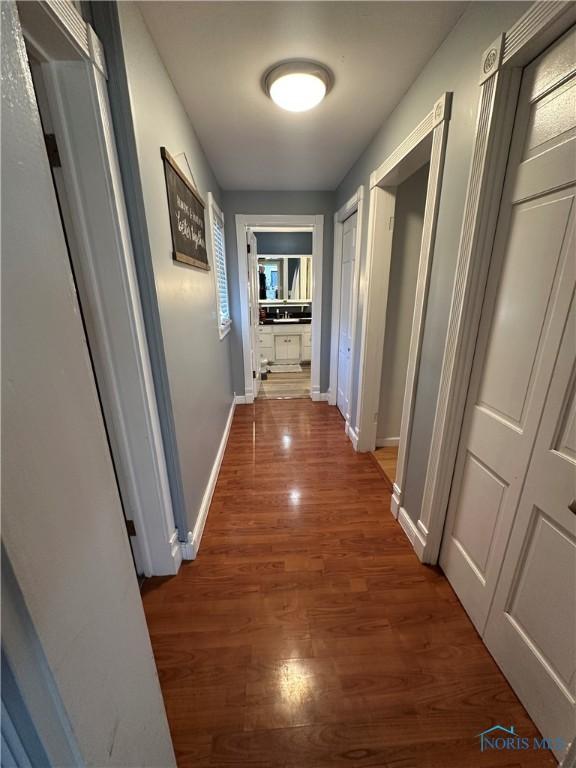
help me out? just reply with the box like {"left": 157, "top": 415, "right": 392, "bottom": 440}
{"left": 141, "top": 400, "right": 552, "bottom": 768}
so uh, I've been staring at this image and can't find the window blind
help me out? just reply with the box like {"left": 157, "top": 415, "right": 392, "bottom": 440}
{"left": 209, "top": 197, "right": 231, "bottom": 337}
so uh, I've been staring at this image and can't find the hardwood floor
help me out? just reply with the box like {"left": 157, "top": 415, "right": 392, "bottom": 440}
{"left": 142, "top": 400, "right": 553, "bottom": 768}
{"left": 258, "top": 368, "right": 311, "bottom": 399}
{"left": 372, "top": 446, "right": 398, "bottom": 488}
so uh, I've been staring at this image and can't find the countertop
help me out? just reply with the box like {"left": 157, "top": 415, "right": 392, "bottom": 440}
{"left": 260, "top": 318, "right": 311, "bottom": 325}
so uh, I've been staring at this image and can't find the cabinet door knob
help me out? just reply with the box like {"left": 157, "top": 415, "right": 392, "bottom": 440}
{"left": 569, "top": 499, "right": 576, "bottom": 516}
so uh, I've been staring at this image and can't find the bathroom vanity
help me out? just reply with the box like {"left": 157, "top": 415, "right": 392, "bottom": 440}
{"left": 257, "top": 252, "right": 313, "bottom": 367}
{"left": 258, "top": 322, "right": 312, "bottom": 364}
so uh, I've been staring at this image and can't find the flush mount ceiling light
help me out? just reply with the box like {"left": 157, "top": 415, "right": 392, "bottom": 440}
{"left": 264, "top": 61, "right": 333, "bottom": 113}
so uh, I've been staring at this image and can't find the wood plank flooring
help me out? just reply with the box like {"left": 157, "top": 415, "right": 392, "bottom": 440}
{"left": 372, "top": 446, "right": 398, "bottom": 488}
{"left": 258, "top": 368, "right": 310, "bottom": 399}
{"left": 142, "top": 400, "right": 553, "bottom": 768}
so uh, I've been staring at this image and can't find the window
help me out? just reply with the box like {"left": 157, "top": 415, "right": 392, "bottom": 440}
{"left": 207, "top": 193, "right": 231, "bottom": 339}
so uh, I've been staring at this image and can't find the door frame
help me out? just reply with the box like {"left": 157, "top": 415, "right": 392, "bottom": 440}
{"left": 235, "top": 214, "right": 324, "bottom": 403}
{"left": 329, "top": 186, "right": 364, "bottom": 430}
{"left": 18, "top": 0, "right": 181, "bottom": 576}
{"left": 353, "top": 93, "right": 452, "bottom": 536}
{"left": 417, "top": 0, "right": 576, "bottom": 566}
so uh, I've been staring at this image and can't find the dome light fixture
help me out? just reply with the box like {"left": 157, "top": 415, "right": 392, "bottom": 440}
{"left": 264, "top": 61, "right": 333, "bottom": 113}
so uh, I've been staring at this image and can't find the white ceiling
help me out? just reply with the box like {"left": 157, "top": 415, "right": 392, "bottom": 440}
{"left": 138, "top": 2, "right": 468, "bottom": 191}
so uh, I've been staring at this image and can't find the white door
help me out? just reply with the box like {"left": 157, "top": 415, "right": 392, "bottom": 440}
{"left": 484, "top": 293, "right": 575, "bottom": 758}
{"left": 440, "top": 27, "right": 576, "bottom": 753}
{"left": 247, "top": 230, "right": 261, "bottom": 395}
{"left": 336, "top": 212, "right": 357, "bottom": 418}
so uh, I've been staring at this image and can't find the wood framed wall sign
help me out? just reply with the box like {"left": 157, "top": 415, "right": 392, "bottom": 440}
{"left": 161, "top": 147, "right": 209, "bottom": 270}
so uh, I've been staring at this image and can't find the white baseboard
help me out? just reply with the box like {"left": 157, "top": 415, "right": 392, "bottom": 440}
{"left": 181, "top": 399, "right": 235, "bottom": 561}
{"left": 234, "top": 394, "right": 248, "bottom": 405}
{"left": 391, "top": 482, "right": 402, "bottom": 519}
{"left": 398, "top": 507, "right": 426, "bottom": 561}
{"left": 167, "top": 529, "right": 183, "bottom": 572}
{"left": 375, "top": 436, "right": 400, "bottom": 448}
{"left": 347, "top": 424, "right": 359, "bottom": 451}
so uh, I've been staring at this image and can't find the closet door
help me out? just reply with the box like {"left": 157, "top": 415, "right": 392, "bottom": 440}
{"left": 484, "top": 291, "right": 575, "bottom": 757}
{"left": 336, "top": 212, "right": 357, "bottom": 419}
{"left": 440, "top": 28, "right": 576, "bottom": 633}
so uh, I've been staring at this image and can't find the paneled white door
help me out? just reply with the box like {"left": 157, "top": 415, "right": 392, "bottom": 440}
{"left": 336, "top": 212, "right": 357, "bottom": 419}
{"left": 247, "top": 230, "right": 261, "bottom": 395}
{"left": 440, "top": 27, "right": 576, "bottom": 754}
{"left": 484, "top": 292, "right": 575, "bottom": 757}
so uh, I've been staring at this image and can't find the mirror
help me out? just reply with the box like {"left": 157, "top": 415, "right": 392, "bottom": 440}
{"left": 258, "top": 256, "right": 312, "bottom": 302}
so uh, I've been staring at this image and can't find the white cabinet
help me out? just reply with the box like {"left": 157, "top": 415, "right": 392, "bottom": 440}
{"left": 275, "top": 335, "right": 301, "bottom": 361}
{"left": 257, "top": 323, "right": 311, "bottom": 364}
{"left": 301, "top": 328, "right": 312, "bottom": 361}
{"left": 258, "top": 326, "right": 273, "bottom": 369}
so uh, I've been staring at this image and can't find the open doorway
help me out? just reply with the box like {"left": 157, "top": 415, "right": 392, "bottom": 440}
{"left": 372, "top": 163, "right": 429, "bottom": 488}
{"left": 255, "top": 230, "right": 313, "bottom": 399}
{"left": 235, "top": 215, "right": 324, "bottom": 403}
{"left": 353, "top": 93, "right": 452, "bottom": 534}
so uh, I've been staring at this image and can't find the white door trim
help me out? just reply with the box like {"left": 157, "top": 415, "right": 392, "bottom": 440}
{"left": 235, "top": 213, "right": 323, "bottom": 402}
{"left": 329, "top": 187, "right": 364, "bottom": 433}
{"left": 354, "top": 93, "right": 452, "bottom": 537}
{"left": 20, "top": 1, "right": 181, "bottom": 576}
{"left": 418, "top": 0, "right": 576, "bottom": 565}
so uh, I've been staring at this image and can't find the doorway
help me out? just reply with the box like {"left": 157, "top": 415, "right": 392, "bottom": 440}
{"left": 353, "top": 93, "right": 452, "bottom": 539}
{"left": 372, "top": 163, "right": 429, "bottom": 488}
{"left": 235, "top": 215, "right": 324, "bottom": 403}
{"left": 25, "top": 48, "right": 143, "bottom": 576}
{"left": 19, "top": 3, "right": 180, "bottom": 578}
{"left": 255, "top": 232, "right": 313, "bottom": 399}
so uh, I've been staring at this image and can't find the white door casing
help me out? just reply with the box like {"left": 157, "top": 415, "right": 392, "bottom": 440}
{"left": 20, "top": 1, "right": 180, "bottom": 577}
{"left": 353, "top": 94, "right": 451, "bottom": 546}
{"left": 440, "top": 27, "right": 576, "bottom": 758}
{"left": 235, "top": 215, "right": 323, "bottom": 403}
{"left": 336, "top": 213, "right": 357, "bottom": 419}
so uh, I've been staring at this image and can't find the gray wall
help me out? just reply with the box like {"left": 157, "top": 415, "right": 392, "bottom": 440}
{"left": 336, "top": 1, "right": 530, "bottom": 522}
{"left": 223, "top": 191, "right": 336, "bottom": 394}
{"left": 377, "top": 163, "right": 429, "bottom": 442}
{"left": 118, "top": 2, "right": 234, "bottom": 534}
{"left": 1, "top": 3, "right": 175, "bottom": 764}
